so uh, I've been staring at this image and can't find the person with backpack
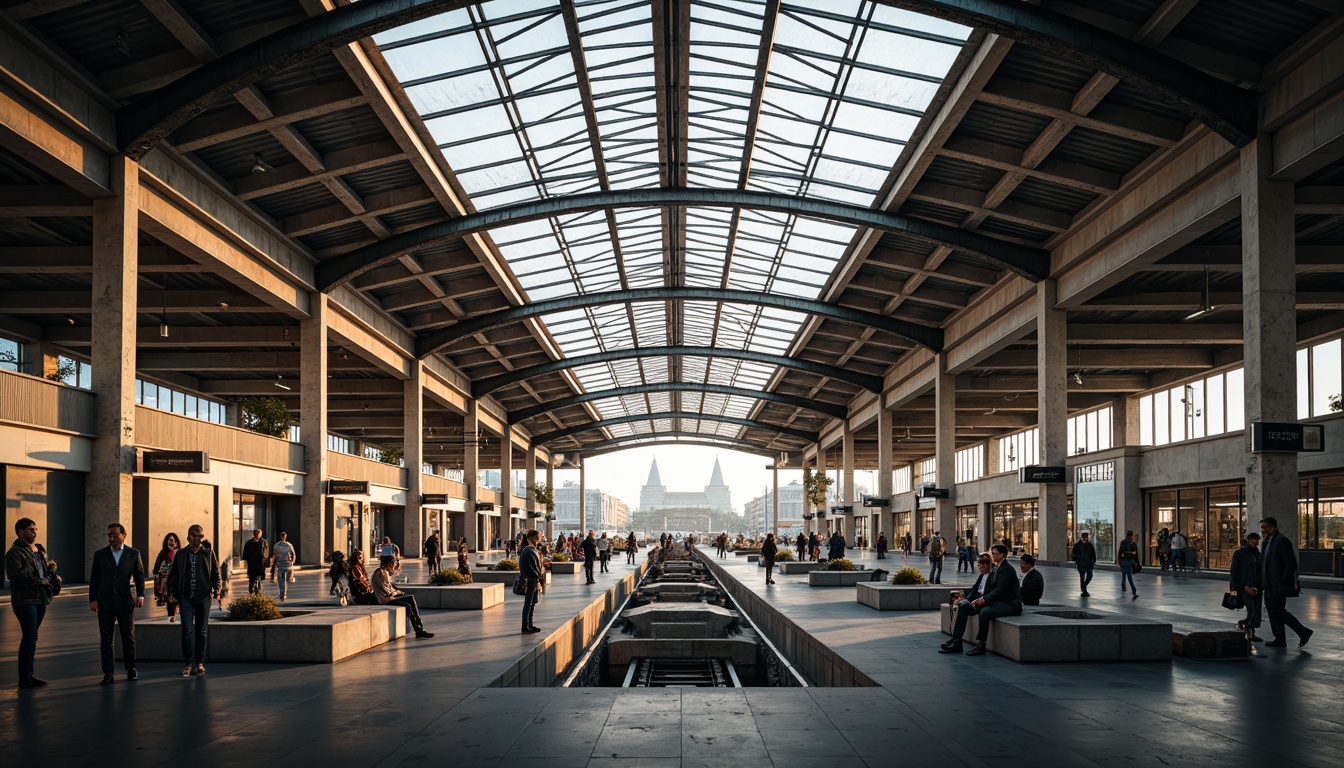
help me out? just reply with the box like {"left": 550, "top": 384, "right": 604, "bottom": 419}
{"left": 927, "top": 531, "right": 946, "bottom": 584}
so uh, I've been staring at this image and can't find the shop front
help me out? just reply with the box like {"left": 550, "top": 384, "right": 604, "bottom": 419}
{"left": 990, "top": 499, "right": 1038, "bottom": 556}
{"left": 1145, "top": 483, "right": 1243, "bottom": 570}
{"left": 956, "top": 504, "right": 978, "bottom": 552}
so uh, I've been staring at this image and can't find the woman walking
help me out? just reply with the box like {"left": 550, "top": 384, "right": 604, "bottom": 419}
{"left": 876, "top": 532, "right": 888, "bottom": 559}
{"left": 761, "top": 533, "right": 778, "bottom": 586}
{"left": 626, "top": 531, "right": 638, "bottom": 564}
{"left": 153, "top": 532, "right": 180, "bottom": 622}
{"left": 1118, "top": 530, "right": 1140, "bottom": 600}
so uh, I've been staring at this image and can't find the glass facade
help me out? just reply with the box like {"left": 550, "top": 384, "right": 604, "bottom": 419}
{"left": 1300, "top": 475, "right": 1344, "bottom": 551}
{"left": 990, "top": 499, "right": 1038, "bottom": 556}
{"left": 1145, "top": 484, "right": 1244, "bottom": 570}
{"left": 956, "top": 505, "right": 978, "bottom": 551}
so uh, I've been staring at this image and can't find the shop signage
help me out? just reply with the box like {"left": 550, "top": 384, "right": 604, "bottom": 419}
{"left": 917, "top": 485, "right": 949, "bottom": 499}
{"left": 327, "top": 479, "right": 369, "bottom": 495}
{"left": 861, "top": 495, "right": 890, "bottom": 508}
{"left": 142, "top": 450, "right": 209, "bottom": 473}
{"left": 830, "top": 505, "right": 854, "bottom": 515}
{"left": 917, "top": 496, "right": 936, "bottom": 510}
{"left": 1251, "top": 422, "right": 1324, "bottom": 452}
{"left": 1019, "top": 465, "right": 1067, "bottom": 483}
{"left": 474, "top": 502, "right": 495, "bottom": 511}
{"left": 421, "top": 493, "right": 449, "bottom": 505}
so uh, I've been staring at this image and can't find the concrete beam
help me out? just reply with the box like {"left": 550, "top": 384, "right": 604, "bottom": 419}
{"left": 975, "top": 348, "right": 1215, "bottom": 370}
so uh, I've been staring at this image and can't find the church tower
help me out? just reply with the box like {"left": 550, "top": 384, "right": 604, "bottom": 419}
{"left": 704, "top": 457, "right": 732, "bottom": 514}
{"left": 639, "top": 456, "right": 666, "bottom": 511}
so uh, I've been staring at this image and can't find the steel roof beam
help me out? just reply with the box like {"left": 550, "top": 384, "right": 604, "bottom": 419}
{"left": 316, "top": 188, "right": 1050, "bottom": 291}
{"left": 416, "top": 287, "right": 943, "bottom": 356}
{"left": 530, "top": 411, "right": 818, "bottom": 447}
{"left": 473, "top": 345, "right": 883, "bottom": 398}
{"left": 508, "top": 382, "right": 847, "bottom": 425}
{"left": 579, "top": 433, "right": 779, "bottom": 459}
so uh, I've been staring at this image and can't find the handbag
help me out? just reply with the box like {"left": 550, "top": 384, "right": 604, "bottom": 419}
{"left": 512, "top": 575, "right": 528, "bottom": 595}
{"left": 1221, "top": 590, "right": 1243, "bottom": 610}
{"left": 1132, "top": 562, "right": 1142, "bottom": 573}
{"left": 46, "top": 570, "right": 62, "bottom": 597}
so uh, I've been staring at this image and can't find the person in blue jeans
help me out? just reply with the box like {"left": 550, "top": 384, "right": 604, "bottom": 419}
{"left": 1118, "top": 529, "right": 1140, "bottom": 600}
{"left": 520, "top": 529, "right": 543, "bottom": 634}
{"left": 271, "top": 531, "right": 296, "bottom": 602}
{"left": 5, "top": 517, "right": 56, "bottom": 689}
{"left": 167, "top": 525, "right": 220, "bottom": 677}
{"left": 1071, "top": 532, "right": 1097, "bottom": 597}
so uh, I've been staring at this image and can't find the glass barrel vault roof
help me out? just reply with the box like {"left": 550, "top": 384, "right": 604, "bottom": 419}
{"left": 375, "top": 0, "right": 968, "bottom": 442}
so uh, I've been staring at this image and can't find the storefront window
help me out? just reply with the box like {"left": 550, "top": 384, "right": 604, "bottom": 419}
{"left": 1206, "top": 484, "right": 1243, "bottom": 570}
{"left": 990, "top": 499, "right": 1038, "bottom": 556}
{"left": 1179, "top": 488, "right": 1208, "bottom": 569}
{"left": 956, "top": 505, "right": 978, "bottom": 550}
{"left": 1147, "top": 489, "right": 1176, "bottom": 565}
{"left": 1317, "top": 476, "right": 1344, "bottom": 550}
{"left": 1075, "top": 462, "right": 1115, "bottom": 561}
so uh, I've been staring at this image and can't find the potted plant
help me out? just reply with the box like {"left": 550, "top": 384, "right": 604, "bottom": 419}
{"left": 496, "top": 559, "right": 519, "bottom": 571}
{"left": 825, "top": 557, "right": 857, "bottom": 572}
{"left": 226, "top": 593, "right": 282, "bottom": 621}
{"left": 891, "top": 567, "right": 927, "bottom": 585}
{"left": 429, "top": 569, "right": 469, "bottom": 585}
{"left": 532, "top": 482, "right": 555, "bottom": 518}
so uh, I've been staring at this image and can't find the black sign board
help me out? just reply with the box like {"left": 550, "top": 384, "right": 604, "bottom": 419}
{"left": 1252, "top": 422, "right": 1325, "bottom": 452}
{"left": 861, "top": 495, "right": 891, "bottom": 508}
{"left": 421, "top": 493, "right": 449, "bottom": 505}
{"left": 1019, "top": 465, "right": 1068, "bottom": 483}
{"left": 327, "top": 479, "right": 369, "bottom": 495}
{"left": 816, "top": 508, "right": 827, "bottom": 518}
{"left": 830, "top": 505, "right": 854, "bottom": 515}
{"left": 917, "top": 485, "right": 949, "bottom": 499}
{"left": 143, "top": 450, "right": 209, "bottom": 473}
{"left": 474, "top": 502, "right": 495, "bottom": 511}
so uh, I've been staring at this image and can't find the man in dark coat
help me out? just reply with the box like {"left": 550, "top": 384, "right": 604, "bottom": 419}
{"left": 581, "top": 530, "right": 598, "bottom": 584}
{"left": 88, "top": 522, "right": 145, "bottom": 684}
{"left": 1260, "top": 517, "right": 1312, "bottom": 648}
{"left": 941, "top": 553, "right": 992, "bottom": 653}
{"left": 1229, "top": 532, "right": 1263, "bottom": 642}
{"left": 424, "top": 530, "right": 442, "bottom": 573}
{"left": 1071, "top": 531, "right": 1097, "bottom": 596}
{"left": 1018, "top": 553, "right": 1044, "bottom": 606}
{"left": 963, "top": 544, "right": 1022, "bottom": 657}
{"left": 828, "top": 530, "right": 846, "bottom": 560}
{"left": 519, "top": 529, "right": 543, "bottom": 634}
{"left": 240, "top": 528, "right": 269, "bottom": 595}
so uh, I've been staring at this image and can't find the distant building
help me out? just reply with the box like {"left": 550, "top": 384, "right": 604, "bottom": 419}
{"left": 553, "top": 481, "right": 629, "bottom": 532}
{"left": 743, "top": 480, "right": 806, "bottom": 533}
{"left": 638, "top": 457, "right": 732, "bottom": 515}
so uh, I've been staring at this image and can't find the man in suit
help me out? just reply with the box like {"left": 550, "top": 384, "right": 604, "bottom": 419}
{"left": 88, "top": 522, "right": 145, "bottom": 684}
{"left": 961, "top": 544, "right": 1022, "bottom": 657}
{"left": 241, "top": 528, "right": 269, "bottom": 595}
{"left": 1071, "top": 531, "right": 1097, "bottom": 597}
{"left": 1019, "top": 553, "right": 1044, "bottom": 605}
{"left": 519, "top": 529, "right": 543, "bottom": 634}
{"left": 1260, "top": 517, "right": 1312, "bottom": 648}
{"left": 940, "top": 553, "right": 992, "bottom": 653}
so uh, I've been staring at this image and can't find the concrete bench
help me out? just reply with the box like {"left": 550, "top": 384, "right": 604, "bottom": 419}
{"left": 778, "top": 561, "right": 822, "bottom": 575}
{"left": 550, "top": 561, "right": 582, "bottom": 574}
{"left": 125, "top": 605, "right": 405, "bottom": 664}
{"left": 471, "top": 570, "right": 551, "bottom": 586}
{"left": 401, "top": 583, "right": 504, "bottom": 610}
{"left": 856, "top": 583, "right": 948, "bottom": 610}
{"left": 808, "top": 569, "right": 878, "bottom": 587}
{"left": 939, "top": 605, "right": 1171, "bottom": 663}
{"left": 733, "top": 549, "right": 761, "bottom": 556}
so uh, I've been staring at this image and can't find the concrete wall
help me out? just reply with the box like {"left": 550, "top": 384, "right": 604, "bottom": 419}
{"left": 3, "top": 465, "right": 86, "bottom": 582}
{"left": 131, "top": 477, "right": 214, "bottom": 565}
{"left": 0, "top": 424, "right": 91, "bottom": 472}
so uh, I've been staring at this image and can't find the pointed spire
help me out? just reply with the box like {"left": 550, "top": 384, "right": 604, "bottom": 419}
{"left": 709, "top": 456, "right": 725, "bottom": 486}
{"left": 646, "top": 456, "right": 663, "bottom": 487}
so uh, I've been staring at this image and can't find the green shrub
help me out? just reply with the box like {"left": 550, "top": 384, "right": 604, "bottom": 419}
{"left": 550, "top": 552, "right": 569, "bottom": 562}
{"left": 227, "top": 593, "right": 282, "bottom": 621}
{"left": 429, "top": 569, "right": 469, "bottom": 585}
{"left": 774, "top": 550, "right": 794, "bottom": 561}
{"left": 495, "top": 559, "right": 519, "bottom": 571}
{"left": 891, "top": 567, "right": 927, "bottom": 585}
{"left": 826, "top": 557, "right": 857, "bottom": 571}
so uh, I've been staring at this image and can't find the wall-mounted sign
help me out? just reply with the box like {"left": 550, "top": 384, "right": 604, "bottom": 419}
{"left": 1019, "top": 465, "right": 1068, "bottom": 483}
{"left": 917, "top": 496, "right": 936, "bottom": 510}
{"left": 142, "top": 450, "right": 209, "bottom": 474}
{"left": 861, "top": 495, "right": 891, "bottom": 508}
{"left": 1252, "top": 422, "right": 1325, "bottom": 452}
{"left": 421, "top": 493, "right": 449, "bottom": 505}
{"left": 327, "top": 479, "right": 369, "bottom": 495}
{"left": 917, "top": 485, "right": 949, "bottom": 499}
{"left": 474, "top": 502, "right": 495, "bottom": 511}
{"left": 830, "top": 505, "right": 854, "bottom": 515}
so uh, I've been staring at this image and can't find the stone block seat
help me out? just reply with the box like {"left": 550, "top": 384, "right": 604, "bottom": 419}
{"left": 778, "top": 561, "right": 822, "bottom": 575}
{"left": 126, "top": 605, "right": 406, "bottom": 664}
{"left": 939, "top": 605, "right": 1171, "bottom": 663}
{"left": 550, "top": 561, "right": 582, "bottom": 574}
{"left": 471, "top": 570, "right": 551, "bottom": 586}
{"left": 856, "top": 582, "right": 948, "bottom": 610}
{"left": 808, "top": 569, "right": 878, "bottom": 587}
{"left": 400, "top": 583, "right": 504, "bottom": 610}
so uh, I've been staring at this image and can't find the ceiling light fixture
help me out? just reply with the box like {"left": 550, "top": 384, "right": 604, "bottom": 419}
{"left": 274, "top": 374, "right": 291, "bottom": 391}
{"left": 1185, "top": 266, "right": 1217, "bottom": 320}
{"left": 251, "top": 153, "right": 270, "bottom": 174}
{"left": 159, "top": 278, "right": 170, "bottom": 338}
{"left": 115, "top": 28, "right": 130, "bottom": 57}
{"left": 1073, "top": 371, "right": 1083, "bottom": 386}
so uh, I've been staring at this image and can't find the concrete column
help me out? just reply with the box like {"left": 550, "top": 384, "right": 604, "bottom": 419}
{"left": 578, "top": 459, "right": 587, "bottom": 532}
{"left": 464, "top": 401, "right": 480, "bottom": 552}
{"left": 842, "top": 425, "right": 855, "bottom": 536}
{"left": 934, "top": 356, "right": 957, "bottom": 540}
{"left": 1036, "top": 279, "right": 1068, "bottom": 562}
{"left": 525, "top": 450, "right": 537, "bottom": 534}
{"left": 403, "top": 361, "right": 424, "bottom": 557}
{"left": 544, "top": 461, "right": 554, "bottom": 540}
{"left": 88, "top": 156, "right": 139, "bottom": 572}
{"left": 984, "top": 438, "right": 1000, "bottom": 476}
{"left": 771, "top": 465, "right": 779, "bottom": 535}
{"left": 500, "top": 425, "right": 514, "bottom": 543}
{"left": 1113, "top": 396, "right": 1139, "bottom": 447}
{"left": 1242, "top": 135, "right": 1298, "bottom": 546}
{"left": 877, "top": 408, "right": 894, "bottom": 539}
{"left": 299, "top": 293, "right": 329, "bottom": 566}
{"left": 1114, "top": 447, "right": 1144, "bottom": 563}
{"left": 815, "top": 447, "right": 827, "bottom": 535}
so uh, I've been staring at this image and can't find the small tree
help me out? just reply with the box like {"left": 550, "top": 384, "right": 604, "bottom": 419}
{"left": 1330, "top": 394, "right": 1342, "bottom": 412}
{"left": 238, "top": 396, "right": 293, "bottom": 438}
{"left": 802, "top": 468, "right": 834, "bottom": 514}
{"left": 378, "top": 446, "right": 404, "bottom": 466}
{"left": 532, "top": 482, "right": 555, "bottom": 513}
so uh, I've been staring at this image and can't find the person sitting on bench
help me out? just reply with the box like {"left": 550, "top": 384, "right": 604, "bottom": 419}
{"left": 940, "top": 544, "right": 1021, "bottom": 656}
{"left": 940, "top": 553, "right": 991, "bottom": 654}
{"left": 1019, "top": 553, "right": 1044, "bottom": 606}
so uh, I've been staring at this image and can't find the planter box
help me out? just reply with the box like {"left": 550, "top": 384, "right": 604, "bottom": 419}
{"left": 550, "top": 561, "right": 581, "bottom": 574}
{"left": 747, "top": 554, "right": 760, "bottom": 563}
{"left": 733, "top": 549, "right": 761, "bottom": 556}
{"left": 939, "top": 605, "right": 1171, "bottom": 663}
{"left": 401, "top": 583, "right": 504, "bottom": 610}
{"left": 124, "top": 606, "right": 405, "bottom": 664}
{"left": 808, "top": 569, "right": 877, "bottom": 587}
{"left": 778, "top": 561, "right": 821, "bottom": 575}
{"left": 471, "top": 570, "right": 551, "bottom": 586}
{"left": 856, "top": 583, "right": 948, "bottom": 610}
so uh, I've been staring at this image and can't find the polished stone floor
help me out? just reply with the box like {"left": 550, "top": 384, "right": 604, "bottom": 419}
{"left": 2, "top": 549, "right": 1340, "bottom": 768}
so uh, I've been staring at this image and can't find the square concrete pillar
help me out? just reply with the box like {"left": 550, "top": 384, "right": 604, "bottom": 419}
{"left": 877, "top": 409, "right": 894, "bottom": 540}
{"left": 771, "top": 465, "right": 780, "bottom": 534}
{"left": 1113, "top": 396, "right": 1140, "bottom": 448}
{"left": 403, "top": 361, "right": 424, "bottom": 557}
{"left": 464, "top": 401, "right": 480, "bottom": 551}
{"left": 525, "top": 449, "right": 537, "bottom": 535}
{"left": 544, "top": 461, "right": 554, "bottom": 540}
{"left": 934, "top": 357, "right": 957, "bottom": 539}
{"left": 1036, "top": 279, "right": 1068, "bottom": 562}
{"left": 88, "top": 156, "right": 139, "bottom": 576}
{"left": 500, "top": 424, "right": 514, "bottom": 542}
{"left": 299, "top": 293, "right": 329, "bottom": 566}
{"left": 1241, "top": 136, "right": 1298, "bottom": 545}
{"left": 578, "top": 459, "right": 587, "bottom": 533}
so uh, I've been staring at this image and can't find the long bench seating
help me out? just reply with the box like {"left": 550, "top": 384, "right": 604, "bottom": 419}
{"left": 940, "top": 604, "right": 1171, "bottom": 662}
